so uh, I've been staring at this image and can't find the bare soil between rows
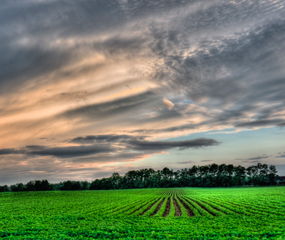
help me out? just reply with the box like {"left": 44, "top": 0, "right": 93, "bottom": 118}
{"left": 173, "top": 197, "right": 181, "bottom": 216}
{"left": 140, "top": 199, "right": 160, "bottom": 216}
{"left": 151, "top": 198, "right": 165, "bottom": 216}
{"left": 177, "top": 196, "right": 194, "bottom": 217}
{"left": 162, "top": 198, "right": 171, "bottom": 217}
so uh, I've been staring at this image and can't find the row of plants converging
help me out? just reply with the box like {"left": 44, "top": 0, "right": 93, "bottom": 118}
{"left": 1, "top": 189, "right": 284, "bottom": 219}
{"left": 1, "top": 188, "right": 284, "bottom": 220}
{"left": 87, "top": 188, "right": 285, "bottom": 218}
{"left": 1, "top": 187, "right": 285, "bottom": 239}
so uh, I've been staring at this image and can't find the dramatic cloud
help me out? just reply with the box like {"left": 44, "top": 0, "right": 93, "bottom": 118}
{"left": 28, "top": 145, "right": 114, "bottom": 158}
{"left": 0, "top": 145, "right": 113, "bottom": 158}
{"left": 61, "top": 91, "right": 162, "bottom": 124}
{"left": 0, "top": 148, "right": 24, "bottom": 155}
{"left": 236, "top": 120, "right": 284, "bottom": 128}
{"left": 1, "top": 0, "right": 285, "bottom": 183}
{"left": 69, "top": 134, "right": 141, "bottom": 144}
{"left": 127, "top": 138, "right": 219, "bottom": 151}
{"left": 0, "top": 135, "right": 219, "bottom": 159}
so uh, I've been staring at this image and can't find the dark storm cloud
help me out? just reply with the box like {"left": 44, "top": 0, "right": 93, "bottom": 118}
{"left": 131, "top": 123, "right": 197, "bottom": 134}
{"left": 0, "top": 135, "right": 219, "bottom": 159}
{"left": 70, "top": 135, "right": 220, "bottom": 155}
{"left": 127, "top": 138, "right": 219, "bottom": 151}
{"left": 25, "top": 145, "right": 46, "bottom": 150}
{"left": 69, "top": 134, "right": 143, "bottom": 144}
{"left": 0, "top": 148, "right": 23, "bottom": 155}
{"left": 0, "top": 145, "right": 113, "bottom": 158}
{"left": 28, "top": 145, "right": 114, "bottom": 158}
{"left": 236, "top": 120, "right": 284, "bottom": 128}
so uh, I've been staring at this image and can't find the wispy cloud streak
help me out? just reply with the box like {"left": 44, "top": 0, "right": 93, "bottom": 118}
{"left": 0, "top": 0, "right": 285, "bottom": 183}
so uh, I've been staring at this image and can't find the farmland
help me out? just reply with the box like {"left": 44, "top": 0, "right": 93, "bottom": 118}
{"left": 0, "top": 187, "right": 285, "bottom": 239}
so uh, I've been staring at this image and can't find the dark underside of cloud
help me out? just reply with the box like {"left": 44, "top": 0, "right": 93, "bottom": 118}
{"left": 69, "top": 134, "right": 142, "bottom": 144}
{"left": 234, "top": 154, "right": 285, "bottom": 163}
{"left": 236, "top": 120, "right": 285, "bottom": 128}
{"left": 0, "top": 135, "right": 220, "bottom": 159}
{"left": 126, "top": 138, "right": 219, "bottom": 151}
{"left": 0, "top": 148, "right": 24, "bottom": 155}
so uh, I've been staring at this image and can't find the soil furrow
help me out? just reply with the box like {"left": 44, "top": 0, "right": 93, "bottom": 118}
{"left": 177, "top": 196, "right": 194, "bottom": 217}
{"left": 140, "top": 199, "right": 160, "bottom": 216}
{"left": 151, "top": 198, "right": 165, "bottom": 216}
{"left": 173, "top": 197, "right": 181, "bottom": 216}
{"left": 162, "top": 198, "right": 171, "bottom": 217}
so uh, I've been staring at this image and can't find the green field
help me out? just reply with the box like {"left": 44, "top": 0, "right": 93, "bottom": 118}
{"left": 1, "top": 187, "right": 285, "bottom": 239}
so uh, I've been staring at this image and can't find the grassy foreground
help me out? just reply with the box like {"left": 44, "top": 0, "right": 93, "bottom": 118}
{"left": 0, "top": 187, "right": 285, "bottom": 239}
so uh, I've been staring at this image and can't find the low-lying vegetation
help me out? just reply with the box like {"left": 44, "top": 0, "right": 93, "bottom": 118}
{"left": 0, "top": 187, "right": 285, "bottom": 239}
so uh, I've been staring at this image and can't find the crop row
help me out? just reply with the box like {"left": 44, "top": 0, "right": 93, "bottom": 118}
{"left": 98, "top": 189, "right": 285, "bottom": 218}
{"left": 2, "top": 188, "right": 284, "bottom": 220}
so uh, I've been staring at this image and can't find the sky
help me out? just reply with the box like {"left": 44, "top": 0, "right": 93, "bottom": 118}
{"left": 1, "top": 0, "right": 285, "bottom": 185}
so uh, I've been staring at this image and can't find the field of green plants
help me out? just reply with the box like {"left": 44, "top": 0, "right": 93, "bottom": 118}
{"left": 1, "top": 187, "right": 285, "bottom": 239}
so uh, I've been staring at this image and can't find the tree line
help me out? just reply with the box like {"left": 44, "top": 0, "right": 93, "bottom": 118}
{"left": 0, "top": 163, "right": 283, "bottom": 192}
